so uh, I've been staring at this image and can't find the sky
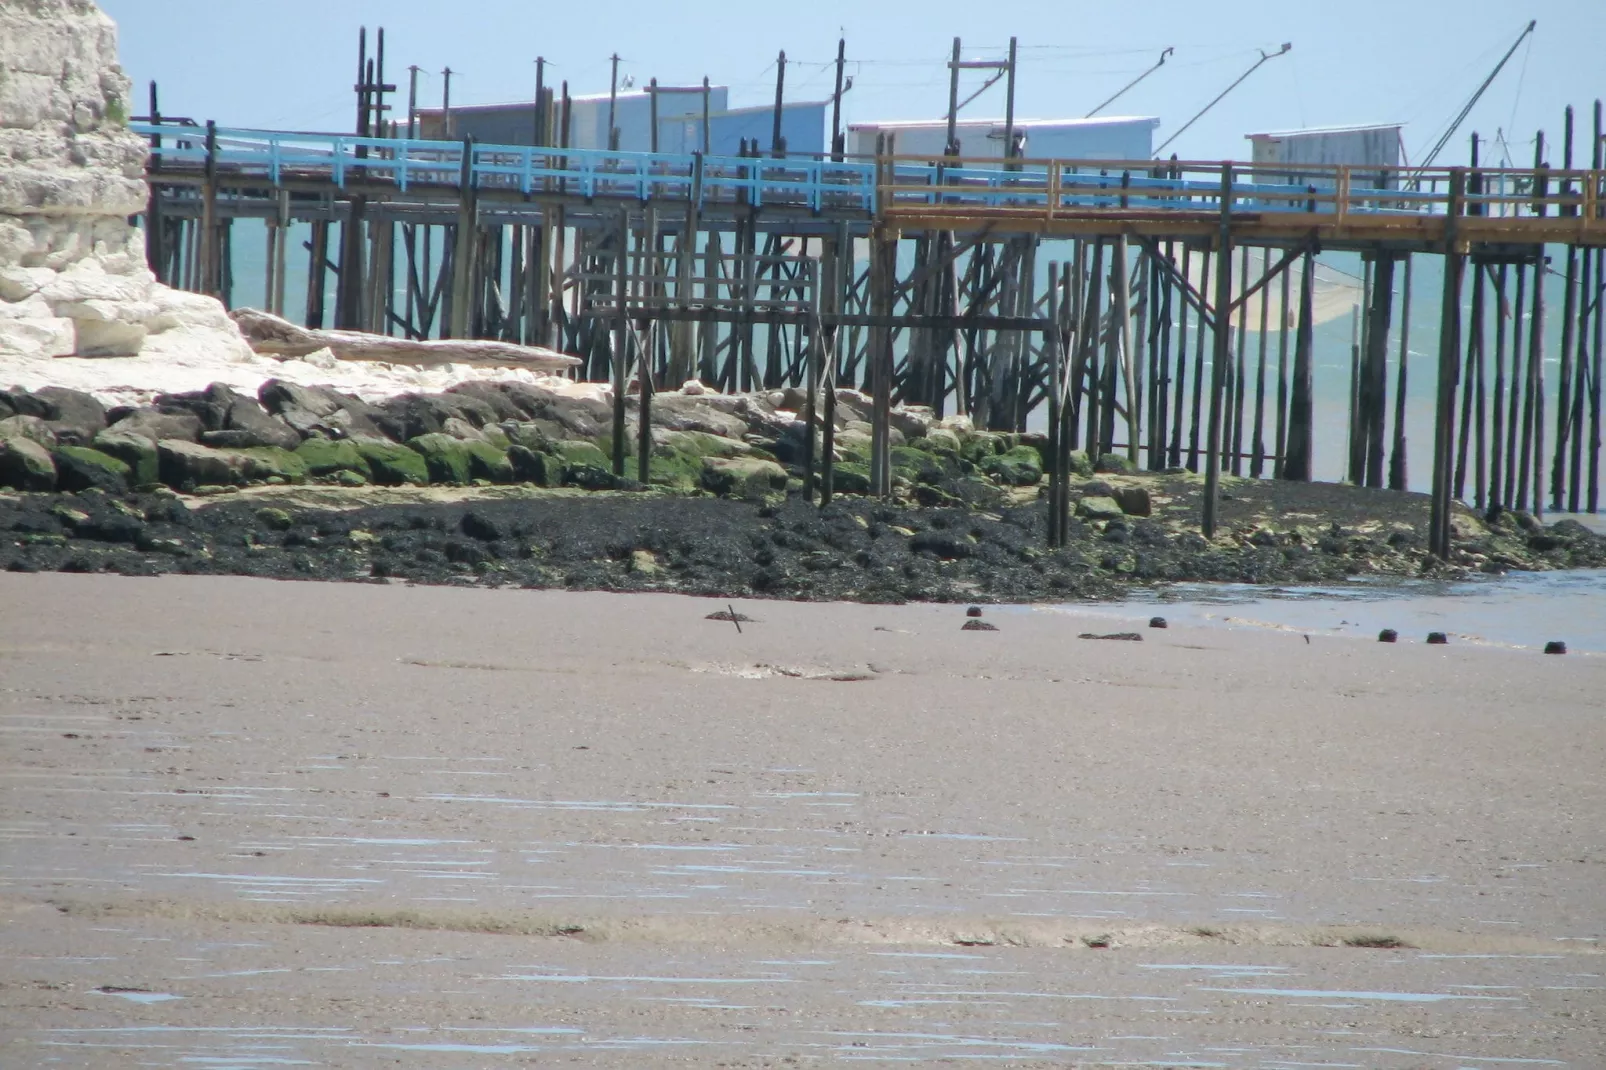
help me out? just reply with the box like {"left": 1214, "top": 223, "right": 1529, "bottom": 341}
{"left": 102, "top": 0, "right": 1602, "bottom": 165}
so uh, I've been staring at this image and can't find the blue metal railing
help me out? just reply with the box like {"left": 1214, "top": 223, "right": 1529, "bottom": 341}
{"left": 129, "top": 123, "right": 1603, "bottom": 225}
{"left": 129, "top": 123, "right": 881, "bottom": 214}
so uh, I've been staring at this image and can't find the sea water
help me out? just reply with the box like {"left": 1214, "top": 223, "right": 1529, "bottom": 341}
{"left": 1059, "top": 565, "right": 1606, "bottom": 654}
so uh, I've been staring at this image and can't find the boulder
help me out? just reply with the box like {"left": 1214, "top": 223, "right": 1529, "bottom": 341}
{"left": 493, "top": 381, "right": 613, "bottom": 437}
{"left": 1112, "top": 485, "right": 1152, "bottom": 517}
{"left": 983, "top": 445, "right": 1044, "bottom": 486}
{"left": 463, "top": 440, "right": 513, "bottom": 483}
{"left": 107, "top": 407, "right": 203, "bottom": 443}
{"left": 922, "top": 427, "right": 963, "bottom": 454}
{"left": 700, "top": 456, "right": 787, "bottom": 498}
{"left": 157, "top": 439, "right": 247, "bottom": 487}
{"left": 294, "top": 438, "right": 370, "bottom": 479}
{"left": 507, "top": 444, "right": 560, "bottom": 486}
{"left": 258, "top": 379, "right": 384, "bottom": 440}
{"left": 356, "top": 440, "right": 430, "bottom": 485}
{"left": 154, "top": 383, "right": 236, "bottom": 431}
{"left": 51, "top": 446, "right": 130, "bottom": 492}
{"left": 1095, "top": 452, "right": 1140, "bottom": 475}
{"left": 375, "top": 392, "right": 499, "bottom": 441}
{"left": 829, "top": 461, "right": 872, "bottom": 494}
{"left": 0, "top": 414, "right": 58, "bottom": 448}
{"left": 406, "top": 433, "right": 473, "bottom": 484}
{"left": 502, "top": 420, "right": 554, "bottom": 453}
{"left": 444, "top": 380, "right": 529, "bottom": 423}
{"left": 647, "top": 394, "right": 751, "bottom": 438}
{"left": 0, "top": 388, "right": 53, "bottom": 420}
{"left": 33, "top": 386, "right": 106, "bottom": 444}
{"left": 236, "top": 447, "right": 308, "bottom": 483}
{"left": 0, "top": 436, "right": 55, "bottom": 490}
{"left": 1076, "top": 495, "right": 1126, "bottom": 521}
{"left": 91, "top": 430, "right": 159, "bottom": 485}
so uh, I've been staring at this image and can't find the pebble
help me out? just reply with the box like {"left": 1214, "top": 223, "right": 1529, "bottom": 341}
{"left": 1426, "top": 631, "right": 1449, "bottom": 645}
{"left": 1378, "top": 628, "right": 1398, "bottom": 643}
{"left": 1544, "top": 640, "right": 1567, "bottom": 655}
{"left": 1149, "top": 616, "right": 1168, "bottom": 629}
{"left": 966, "top": 605, "right": 983, "bottom": 618}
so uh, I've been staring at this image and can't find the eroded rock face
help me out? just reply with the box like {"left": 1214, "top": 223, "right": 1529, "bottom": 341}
{"left": 0, "top": 0, "right": 251, "bottom": 363}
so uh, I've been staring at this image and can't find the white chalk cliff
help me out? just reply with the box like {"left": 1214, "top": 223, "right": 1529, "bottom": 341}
{"left": 0, "top": 0, "right": 252, "bottom": 363}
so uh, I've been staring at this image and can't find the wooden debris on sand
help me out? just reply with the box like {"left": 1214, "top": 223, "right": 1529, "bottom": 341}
{"left": 230, "top": 308, "right": 581, "bottom": 372}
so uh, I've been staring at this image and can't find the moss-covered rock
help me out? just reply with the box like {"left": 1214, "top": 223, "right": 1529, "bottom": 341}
{"left": 919, "top": 427, "right": 963, "bottom": 454}
{"left": 983, "top": 444, "right": 1043, "bottom": 486}
{"left": 237, "top": 447, "right": 308, "bottom": 484}
{"left": 960, "top": 431, "right": 1008, "bottom": 466}
{"left": 888, "top": 444, "right": 931, "bottom": 476}
{"left": 0, "top": 436, "right": 56, "bottom": 491}
{"left": 463, "top": 440, "right": 513, "bottom": 483}
{"left": 829, "top": 461, "right": 872, "bottom": 494}
{"left": 553, "top": 440, "right": 617, "bottom": 488}
{"left": 1076, "top": 495, "right": 1125, "bottom": 520}
{"left": 834, "top": 428, "right": 873, "bottom": 464}
{"left": 1096, "top": 452, "right": 1140, "bottom": 475}
{"left": 256, "top": 507, "right": 294, "bottom": 531}
{"left": 157, "top": 439, "right": 247, "bottom": 487}
{"left": 700, "top": 456, "right": 787, "bottom": 498}
{"left": 92, "top": 430, "right": 159, "bottom": 486}
{"left": 407, "top": 433, "right": 473, "bottom": 484}
{"left": 646, "top": 443, "right": 707, "bottom": 490}
{"left": 52, "top": 446, "right": 131, "bottom": 492}
{"left": 295, "top": 438, "right": 371, "bottom": 479}
{"left": 507, "top": 445, "right": 560, "bottom": 486}
{"left": 555, "top": 440, "right": 610, "bottom": 469}
{"left": 356, "top": 440, "right": 431, "bottom": 485}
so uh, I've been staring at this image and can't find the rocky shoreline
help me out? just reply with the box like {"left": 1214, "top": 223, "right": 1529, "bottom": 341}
{"left": 3, "top": 375, "right": 1603, "bottom": 602}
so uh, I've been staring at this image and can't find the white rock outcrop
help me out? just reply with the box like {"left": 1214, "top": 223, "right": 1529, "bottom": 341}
{"left": 0, "top": 0, "right": 253, "bottom": 364}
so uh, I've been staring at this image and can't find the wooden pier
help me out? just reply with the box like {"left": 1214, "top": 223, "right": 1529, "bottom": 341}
{"left": 129, "top": 107, "right": 1606, "bottom": 545}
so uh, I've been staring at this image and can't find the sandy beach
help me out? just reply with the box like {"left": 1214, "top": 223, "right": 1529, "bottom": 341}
{"left": 2, "top": 573, "right": 1603, "bottom": 1066}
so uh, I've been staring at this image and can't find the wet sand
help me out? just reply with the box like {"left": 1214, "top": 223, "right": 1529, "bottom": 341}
{"left": 2, "top": 574, "right": 1603, "bottom": 1066}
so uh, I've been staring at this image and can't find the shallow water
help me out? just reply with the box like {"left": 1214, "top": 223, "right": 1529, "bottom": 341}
{"left": 1057, "top": 568, "right": 1606, "bottom": 654}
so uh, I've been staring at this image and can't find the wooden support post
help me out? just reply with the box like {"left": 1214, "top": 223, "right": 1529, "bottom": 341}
{"left": 612, "top": 210, "right": 629, "bottom": 477}
{"left": 1228, "top": 244, "right": 1249, "bottom": 476}
{"left": 1186, "top": 246, "right": 1210, "bottom": 471}
{"left": 272, "top": 191, "right": 290, "bottom": 317}
{"left": 305, "top": 218, "right": 330, "bottom": 329}
{"left": 1590, "top": 244, "right": 1603, "bottom": 513}
{"left": 802, "top": 258, "right": 820, "bottom": 504}
{"left": 1284, "top": 250, "right": 1316, "bottom": 481}
{"left": 1362, "top": 254, "right": 1394, "bottom": 488}
{"left": 1567, "top": 244, "right": 1591, "bottom": 512}
{"left": 1273, "top": 260, "right": 1293, "bottom": 479}
{"left": 869, "top": 230, "right": 895, "bottom": 497}
{"left": 1505, "top": 264, "right": 1526, "bottom": 507}
{"left": 1046, "top": 261, "right": 1062, "bottom": 546}
{"left": 1455, "top": 259, "right": 1483, "bottom": 500}
{"left": 447, "top": 137, "right": 476, "bottom": 339}
{"left": 1113, "top": 237, "right": 1138, "bottom": 463}
{"left": 1471, "top": 262, "right": 1488, "bottom": 510}
{"left": 1389, "top": 256, "right": 1413, "bottom": 491}
{"left": 200, "top": 120, "right": 219, "bottom": 298}
{"left": 1169, "top": 245, "right": 1189, "bottom": 469}
{"left": 1528, "top": 248, "right": 1548, "bottom": 517}
{"left": 1202, "top": 165, "right": 1233, "bottom": 539}
{"left": 1081, "top": 240, "right": 1105, "bottom": 456}
{"left": 1429, "top": 170, "right": 1466, "bottom": 559}
{"left": 1553, "top": 241, "right": 1579, "bottom": 511}
{"left": 1250, "top": 246, "right": 1272, "bottom": 479}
